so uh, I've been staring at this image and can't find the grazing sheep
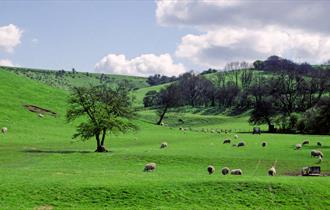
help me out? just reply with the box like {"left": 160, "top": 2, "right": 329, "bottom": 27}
{"left": 317, "top": 142, "right": 322, "bottom": 147}
{"left": 160, "top": 142, "right": 168, "bottom": 149}
{"left": 221, "top": 167, "right": 230, "bottom": 175}
{"left": 230, "top": 169, "right": 243, "bottom": 175}
{"left": 261, "top": 142, "right": 267, "bottom": 147}
{"left": 1, "top": 127, "right": 8, "bottom": 134}
{"left": 295, "top": 144, "right": 302, "bottom": 150}
{"left": 144, "top": 163, "right": 156, "bottom": 172}
{"left": 268, "top": 166, "right": 276, "bottom": 176}
{"left": 234, "top": 134, "right": 239, "bottom": 139}
{"left": 311, "top": 150, "right": 323, "bottom": 158}
{"left": 302, "top": 140, "right": 309, "bottom": 146}
{"left": 38, "top": 113, "right": 44, "bottom": 118}
{"left": 223, "top": 139, "right": 231, "bottom": 144}
{"left": 237, "top": 141, "right": 245, "bottom": 147}
{"left": 207, "top": 165, "right": 215, "bottom": 174}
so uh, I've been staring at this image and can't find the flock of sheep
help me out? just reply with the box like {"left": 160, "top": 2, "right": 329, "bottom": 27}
{"left": 143, "top": 131, "right": 325, "bottom": 176}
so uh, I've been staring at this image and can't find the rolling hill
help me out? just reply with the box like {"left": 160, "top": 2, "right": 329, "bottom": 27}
{"left": 0, "top": 67, "right": 329, "bottom": 209}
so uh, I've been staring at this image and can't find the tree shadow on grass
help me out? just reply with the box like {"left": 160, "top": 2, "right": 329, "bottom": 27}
{"left": 22, "top": 149, "right": 94, "bottom": 154}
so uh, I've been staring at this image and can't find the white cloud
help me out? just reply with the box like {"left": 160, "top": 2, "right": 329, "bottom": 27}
{"left": 0, "top": 59, "right": 14, "bottom": 67}
{"left": 156, "top": 0, "right": 330, "bottom": 34}
{"left": 95, "top": 53, "right": 186, "bottom": 76}
{"left": 156, "top": 0, "right": 330, "bottom": 67}
{"left": 176, "top": 26, "right": 330, "bottom": 68}
{"left": 0, "top": 24, "right": 23, "bottom": 53}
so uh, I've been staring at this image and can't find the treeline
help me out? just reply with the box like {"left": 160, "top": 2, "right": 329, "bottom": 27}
{"left": 144, "top": 56, "right": 330, "bottom": 134}
{"left": 146, "top": 74, "right": 177, "bottom": 86}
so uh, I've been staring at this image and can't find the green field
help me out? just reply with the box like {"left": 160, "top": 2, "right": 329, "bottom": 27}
{"left": 0, "top": 69, "right": 329, "bottom": 209}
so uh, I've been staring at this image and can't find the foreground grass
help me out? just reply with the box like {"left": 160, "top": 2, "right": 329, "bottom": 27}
{"left": 0, "top": 70, "right": 329, "bottom": 209}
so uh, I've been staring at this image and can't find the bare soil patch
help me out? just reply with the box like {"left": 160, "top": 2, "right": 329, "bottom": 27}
{"left": 24, "top": 104, "right": 57, "bottom": 116}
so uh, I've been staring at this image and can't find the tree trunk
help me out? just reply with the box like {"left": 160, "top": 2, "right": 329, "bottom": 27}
{"left": 157, "top": 106, "right": 168, "bottom": 125}
{"left": 95, "top": 132, "right": 108, "bottom": 152}
{"left": 266, "top": 118, "right": 275, "bottom": 133}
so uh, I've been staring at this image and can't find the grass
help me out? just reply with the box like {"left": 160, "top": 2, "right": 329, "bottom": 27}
{"left": 0, "top": 69, "right": 329, "bottom": 209}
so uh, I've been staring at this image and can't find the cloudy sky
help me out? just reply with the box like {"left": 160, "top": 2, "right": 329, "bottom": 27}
{"left": 1, "top": 0, "right": 330, "bottom": 76}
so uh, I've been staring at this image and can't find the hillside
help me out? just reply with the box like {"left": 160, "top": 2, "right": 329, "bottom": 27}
{"left": 0, "top": 66, "right": 149, "bottom": 91}
{"left": 0, "top": 68, "right": 329, "bottom": 209}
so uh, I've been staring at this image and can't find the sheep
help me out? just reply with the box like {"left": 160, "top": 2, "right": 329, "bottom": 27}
{"left": 207, "top": 165, "right": 215, "bottom": 174}
{"left": 237, "top": 141, "right": 245, "bottom": 147}
{"left": 261, "top": 141, "right": 267, "bottom": 147}
{"left": 221, "top": 167, "right": 230, "bottom": 175}
{"left": 268, "top": 166, "right": 276, "bottom": 176}
{"left": 160, "top": 142, "right": 168, "bottom": 149}
{"left": 302, "top": 140, "right": 309, "bottom": 146}
{"left": 38, "top": 113, "right": 44, "bottom": 118}
{"left": 223, "top": 139, "right": 231, "bottom": 144}
{"left": 144, "top": 163, "right": 156, "bottom": 172}
{"left": 234, "top": 134, "right": 239, "bottom": 139}
{"left": 317, "top": 142, "right": 322, "bottom": 147}
{"left": 311, "top": 150, "right": 323, "bottom": 158}
{"left": 1, "top": 127, "right": 8, "bottom": 134}
{"left": 295, "top": 144, "right": 302, "bottom": 150}
{"left": 160, "top": 122, "right": 165, "bottom": 126}
{"left": 230, "top": 169, "right": 243, "bottom": 175}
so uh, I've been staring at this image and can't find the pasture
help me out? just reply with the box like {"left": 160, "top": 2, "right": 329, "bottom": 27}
{"left": 0, "top": 69, "right": 330, "bottom": 209}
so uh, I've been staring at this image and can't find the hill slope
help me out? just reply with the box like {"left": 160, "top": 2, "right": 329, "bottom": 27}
{"left": 0, "top": 69, "right": 329, "bottom": 209}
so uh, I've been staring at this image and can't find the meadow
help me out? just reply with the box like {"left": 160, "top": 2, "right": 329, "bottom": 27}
{"left": 0, "top": 69, "right": 329, "bottom": 209}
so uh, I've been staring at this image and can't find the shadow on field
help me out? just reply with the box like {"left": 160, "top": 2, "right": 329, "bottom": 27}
{"left": 22, "top": 149, "right": 93, "bottom": 154}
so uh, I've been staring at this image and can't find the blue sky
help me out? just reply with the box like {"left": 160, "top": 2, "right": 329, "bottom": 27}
{"left": 1, "top": 1, "right": 330, "bottom": 76}
{"left": 0, "top": 1, "right": 196, "bottom": 74}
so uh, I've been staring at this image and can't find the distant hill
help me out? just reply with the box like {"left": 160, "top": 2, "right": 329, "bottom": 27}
{"left": 0, "top": 66, "right": 149, "bottom": 91}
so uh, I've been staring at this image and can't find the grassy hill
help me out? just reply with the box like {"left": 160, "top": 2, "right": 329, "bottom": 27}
{"left": 1, "top": 66, "right": 149, "bottom": 91}
{"left": 0, "top": 69, "right": 329, "bottom": 209}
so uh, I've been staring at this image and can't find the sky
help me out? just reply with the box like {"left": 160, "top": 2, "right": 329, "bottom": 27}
{"left": 1, "top": 0, "right": 330, "bottom": 76}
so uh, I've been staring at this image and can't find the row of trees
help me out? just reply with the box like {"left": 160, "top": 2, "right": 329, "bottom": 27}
{"left": 145, "top": 56, "right": 330, "bottom": 134}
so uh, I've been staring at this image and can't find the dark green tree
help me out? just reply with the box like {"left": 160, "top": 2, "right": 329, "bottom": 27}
{"left": 66, "top": 84, "right": 136, "bottom": 152}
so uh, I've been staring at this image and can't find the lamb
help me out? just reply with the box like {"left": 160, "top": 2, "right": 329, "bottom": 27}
{"left": 234, "top": 134, "right": 239, "bottom": 139}
{"left": 221, "top": 167, "right": 230, "bottom": 175}
{"left": 317, "top": 142, "right": 322, "bottom": 147}
{"left": 1, "top": 127, "right": 8, "bottom": 134}
{"left": 268, "top": 166, "right": 276, "bottom": 176}
{"left": 230, "top": 169, "right": 243, "bottom": 175}
{"left": 261, "top": 142, "right": 267, "bottom": 147}
{"left": 207, "top": 165, "right": 215, "bottom": 174}
{"left": 237, "top": 141, "right": 245, "bottom": 147}
{"left": 144, "top": 163, "right": 156, "bottom": 172}
{"left": 295, "top": 144, "right": 302, "bottom": 150}
{"left": 311, "top": 150, "right": 323, "bottom": 158}
{"left": 302, "top": 140, "right": 309, "bottom": 145}
{"left": 160, "top": 142, "right": 168, "bottom": 149}
{"left": 223, "top": 139, "right": 231, "bottom": 144}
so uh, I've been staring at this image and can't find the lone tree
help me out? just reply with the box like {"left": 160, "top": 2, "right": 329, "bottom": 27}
{"left": 156, "top": 83, "right": 182, "bottom": 125}
{"left": 66, "top": 84, "right": 136, "bottom": 152}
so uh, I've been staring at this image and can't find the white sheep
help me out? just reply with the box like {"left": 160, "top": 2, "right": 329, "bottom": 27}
{"left": 221, "top": 167, "right": 230, "bottom": 175}
{"left": 230, "top": 169, "right": 243, "bottom": 175}
{"left": 295, "top": 144, "right": 302, "bottom": 150}
{"left": 160, "top": 142, "right": 168, "bottom": 149}
{"left": 207, "top": 165, "right": 215, "bottom": 174}
{"left": 144, "top": 163, "right": 156, "bottom": 172}
{"left": 268, "top": 166, "right": 276, "bottom": 176}
{"left": 1, "top": 127, "right": 8, "bottom": 134}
